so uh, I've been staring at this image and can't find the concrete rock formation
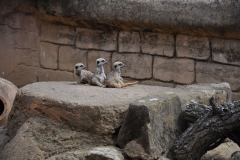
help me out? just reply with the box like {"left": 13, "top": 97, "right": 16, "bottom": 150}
{"left": 0, "top": 81, "right": 233, "bottom": 160}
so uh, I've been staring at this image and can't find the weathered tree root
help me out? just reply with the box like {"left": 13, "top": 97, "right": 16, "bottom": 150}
{"left": 170, "top": 98, "right": 240, "bottom": 160}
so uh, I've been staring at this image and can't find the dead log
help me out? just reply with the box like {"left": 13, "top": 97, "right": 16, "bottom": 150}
{"left": 170, "top": 98, "right": 240, "bottom": 160}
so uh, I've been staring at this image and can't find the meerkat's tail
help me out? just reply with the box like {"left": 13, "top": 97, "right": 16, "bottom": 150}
{"left": 121, "top": 81, "right": 138, "bottom": 87}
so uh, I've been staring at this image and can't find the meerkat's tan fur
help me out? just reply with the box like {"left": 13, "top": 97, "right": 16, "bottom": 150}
{"left": 74, "top": 63, "right": 93, "bottom": 84}
{"left": 105, "top": 61, "right": 138, "bottom": 88}
{"left": 91, "top": 58, "right": 107, "bottom": 87}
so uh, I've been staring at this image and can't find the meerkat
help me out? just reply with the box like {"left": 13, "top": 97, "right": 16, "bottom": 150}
{"left": 91, "top": 58, "right": 107, "bottom": 87}
{"left": 105, "top": 61, "right": 138, "bottom": 88}
{"left": 74, "top": 63, "right": 93, "bottom": 84}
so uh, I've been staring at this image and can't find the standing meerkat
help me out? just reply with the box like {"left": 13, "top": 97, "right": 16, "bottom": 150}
{"left": 105, "top": 61, "right": 138, "bottom": 88}
{"left": 91, "top": 58, "right": 107, "bottom": 87}
{"left": 74, "top": 63, "right": 93, "bottom": 84}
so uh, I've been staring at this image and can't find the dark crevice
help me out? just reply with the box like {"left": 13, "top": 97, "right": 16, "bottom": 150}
{"left": 112, "top": 126, "right": 121, "bottom": 146}
{"left": 0, "top": 99, "right": 4, "bottom": 116}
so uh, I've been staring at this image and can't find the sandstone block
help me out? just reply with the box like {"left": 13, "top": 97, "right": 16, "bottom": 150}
{"left": 38, "top": 69, "right": 75, "bottom": 82}
{"left": 112, "top": 53, "right": 152, "bottom": 79}
{"left": 5, "top": 65, "right": 38, "bottom": 87}
{"left": 59, "top": 46, "right": 87, "bottom": 71}
{"left": 119, "top": 31, "right": 140, "bottom": 53}
{"left": 212, "top": 38, "right": 240, "bottom": 66}
{"left": 0, "top": 9, "right": 39, "bottom": 88}
{"left": 40, "top": 22, "right": 75, "bottom": 45}
{"left": 117, "top": 93, "right": 182, "bottom": 160}
{"left": 196, "top": 62, "right": 240, "bottom": 92}
{"left": 0, "top": 23, "right": 39, "bottom": 70}
{"left": 3, "top": 13, "right": 37, "bottom": 31}
{"left": 76, "top": 28, "right": 117, "bottom": 51}
{"left": 141, "top": 32, "right": 174, "bottom": 57}
{"left": 153, "top": 57, "right": 195, "bottom": 84}
{"left": 39, "top": 42, "right": 59, "bottom": 69}
{"left": 176, "top": 35, "right": 210, "bottom": 60}
{"left": 87, "top": 51, "right": 112, "bottom": 74}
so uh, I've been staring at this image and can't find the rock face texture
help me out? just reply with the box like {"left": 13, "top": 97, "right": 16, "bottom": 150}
{"left": 0, "top": 82, "right": 232, "bottom": 160}
{"left": 117, "top": 93, "right": 182, "bottom": 160}
{"left": 36, "top": 0, "right": 240, "bottom": 39}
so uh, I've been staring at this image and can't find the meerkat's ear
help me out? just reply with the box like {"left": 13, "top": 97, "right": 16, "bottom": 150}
{"left": 97, "top": 61, "right": 100, "bottom": 64}
{"left": 115, "top": 65, "right": 117, "bottom": 68}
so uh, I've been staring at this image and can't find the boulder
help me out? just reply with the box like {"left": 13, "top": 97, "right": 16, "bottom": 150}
{"left": 0, "top": 78, "right": 18, "bottom": 126}
{"left": 0, "top": 116, "right": 112, "bottom": 160}
{"left": 117, "top": 83, "right": 231, "bottom": 160}
{"left": 118, "top": 93, "right": 182, "bottom": 160}
{"left": 3, "top": 82, "right": 231, "bottom": 159}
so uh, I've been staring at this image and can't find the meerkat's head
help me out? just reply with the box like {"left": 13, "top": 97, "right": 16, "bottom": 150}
{"left": 74, "top": 63, "right": 86, "bottom": 76}
{"left": 113, "top": 61, "right": 126, "bottom": 70}
{"left": 96, "top": 58, "right": 107, "bottom": 66}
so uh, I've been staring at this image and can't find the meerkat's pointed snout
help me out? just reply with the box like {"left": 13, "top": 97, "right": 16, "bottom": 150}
{"left": 75, "top": 63, "right": 86, "bottom": 70}
{"left": 96, "top": 58, "right": 107, "bottom": 65}
{"left": 74, "top": 63, "right": 92, "bottom": 84}
{"left": 113, "top": 61, "right": 126, "bottom": 69}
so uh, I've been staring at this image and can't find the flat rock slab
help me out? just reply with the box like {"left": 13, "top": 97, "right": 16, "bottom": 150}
{"left": 8, "top": 82, "right": 230, "bottom": 138}
{"left": 3, "top": 82, "right": 231, "bottom": 159}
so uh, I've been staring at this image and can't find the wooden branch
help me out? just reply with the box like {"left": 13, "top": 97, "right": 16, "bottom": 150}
{"left": 170, "top": 99, "right": 240, "bottom": 160}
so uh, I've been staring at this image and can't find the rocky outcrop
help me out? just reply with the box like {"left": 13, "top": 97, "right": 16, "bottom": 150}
{"left": 36, "top": 0, "right": 240, "bottom": 39}
{"left": 117, "top": 83, "right": 231, "bottom": 160}
{"left": 117, "top": 93, "right": 182, "bottom": 160}
{"left": 1, "top": 116, "right": 113, "bottom": 160}
{"left": 0, "top": 78, "right": 18, "bottom": 126}
{"left": 1, "top": 82, "right": 232, "bottom": 159}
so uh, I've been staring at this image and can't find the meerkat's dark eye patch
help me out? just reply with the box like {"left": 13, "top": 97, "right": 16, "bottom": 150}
{"left": 101, "top": 60, "right": 105, "bottom": 62}
{"left": 118, "top": 63, "right": 122, "bottom": 66}
{"left": 80, "top": 65, "right": 84, "bottom": 67}
{"left": 97, "top": 61, "right": 100, "bottom": 64}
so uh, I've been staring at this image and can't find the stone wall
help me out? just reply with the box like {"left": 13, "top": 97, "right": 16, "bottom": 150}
{"left": 0, "top": 0, "right": 240, "bottom": 100}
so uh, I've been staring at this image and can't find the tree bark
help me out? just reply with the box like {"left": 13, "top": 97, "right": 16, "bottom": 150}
{"left": 170, "top": 98, "right": 240, "bottom": 160}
